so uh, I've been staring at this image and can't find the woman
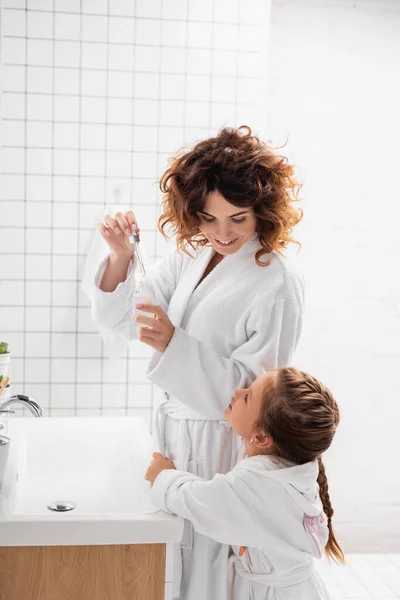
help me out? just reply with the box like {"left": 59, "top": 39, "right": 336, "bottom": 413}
{"left": 91, "top": 126, "right": 304, "bottom": 600}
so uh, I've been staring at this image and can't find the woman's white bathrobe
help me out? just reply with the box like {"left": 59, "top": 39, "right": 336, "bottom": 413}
{"left": 91, "top": 237, "right": 305, "bottom": 600}
{"left": 151, "top": 455, "right": 331, "bottom": 600}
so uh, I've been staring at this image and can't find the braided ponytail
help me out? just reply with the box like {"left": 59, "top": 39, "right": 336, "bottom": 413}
{"left": 317, "top": 457, "right": 345, "bottom": 563}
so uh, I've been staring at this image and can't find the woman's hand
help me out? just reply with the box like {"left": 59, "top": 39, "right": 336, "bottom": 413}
{"left": 97, "top": 211, "right": 140, "bottom": 258}
{"left": 134, "top": 304, "right": 175, "bottom": 352}
{"left": 145, "top": 452, "right": 176, "bottom": 486}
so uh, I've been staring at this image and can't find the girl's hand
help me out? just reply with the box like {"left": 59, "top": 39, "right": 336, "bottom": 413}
{"left": 145, "top": 452, "right": 176, "bottom": 485}
{"left": 97, "top": 211, "right": 140, "bottom": 258}
{"left": 134, "top": 304, "right": 175, "bottom": 352}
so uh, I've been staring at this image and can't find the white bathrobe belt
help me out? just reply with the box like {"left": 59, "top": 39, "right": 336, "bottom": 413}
{"left": 230, "top": 555, "right": 314, "bottom": 588}
{"left": 154, "top": 393, "right": 230, "bottom": 599}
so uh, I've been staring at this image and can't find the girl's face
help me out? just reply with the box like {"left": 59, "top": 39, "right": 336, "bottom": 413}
{"left": 224, "top": 372, "right": 275, "bottom": 444}
{"left": 197, "top": 190, "right": 257, "bottom": 256}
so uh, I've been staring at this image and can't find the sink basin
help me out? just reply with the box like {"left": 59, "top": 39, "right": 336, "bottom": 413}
{"left": 0, "top": 417, "right": 183, "bottom": 546}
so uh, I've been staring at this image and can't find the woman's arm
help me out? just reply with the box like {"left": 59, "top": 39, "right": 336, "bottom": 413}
{"left": 147, "top": 288, "right": 304, "bottom": 419}
{"left": 99, "top": 252, "right": 133, "bottom": 293}
{"left": 91, "top": 243, "right": 181, "bottom": 339}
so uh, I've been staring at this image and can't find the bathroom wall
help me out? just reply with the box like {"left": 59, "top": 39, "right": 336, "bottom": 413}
{"left": 268, "top": 0, "right": 400, "bottom": 550}
{"left": 0, "top": 0, "right": 271, "bottom": 427}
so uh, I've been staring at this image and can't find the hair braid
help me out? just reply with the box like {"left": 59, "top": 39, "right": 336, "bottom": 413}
{"left": 318, "top": 457, "right": 345, "bottom": 563}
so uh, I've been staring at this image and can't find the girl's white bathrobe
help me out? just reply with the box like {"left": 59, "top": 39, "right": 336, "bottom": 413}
{"left": 151, "top": 455, "right": 331, "bottom": 600}
{"left": 91, "top": 236, "right": 304, "bottom": 599}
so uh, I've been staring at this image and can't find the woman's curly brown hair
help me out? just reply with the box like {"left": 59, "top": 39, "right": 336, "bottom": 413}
{"left": 158, "top": 126, "right": 303, "bottom": 266}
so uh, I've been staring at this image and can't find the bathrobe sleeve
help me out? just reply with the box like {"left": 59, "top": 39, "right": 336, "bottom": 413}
{"left": 91, "top": 246, "right": 181, "bottom": 338}
{"left": 147, "top": 289, "right": 303, "bottom": 419}
{"left": 151, "top": 468, "right": 259, "bottom": 547}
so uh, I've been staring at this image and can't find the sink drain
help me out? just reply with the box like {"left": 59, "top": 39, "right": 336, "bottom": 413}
{"left": 47, "top": 501, "right": 75, "bottom": 512}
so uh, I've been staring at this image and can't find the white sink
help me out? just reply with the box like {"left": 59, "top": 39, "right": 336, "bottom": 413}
{"left": 0, "top": 417, "right": 183, "bottom": 547}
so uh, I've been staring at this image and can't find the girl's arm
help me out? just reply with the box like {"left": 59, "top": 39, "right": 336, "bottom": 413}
{"left": 151, "top": 468, "right": 259, "bottom": 548}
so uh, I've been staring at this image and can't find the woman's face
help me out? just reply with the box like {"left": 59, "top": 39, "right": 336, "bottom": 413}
{"left": 197, "top": 190, "right": 257, "bottom": 255}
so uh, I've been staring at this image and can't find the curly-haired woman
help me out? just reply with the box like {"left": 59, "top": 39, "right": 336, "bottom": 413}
{"left": 92, "top": 126, "right": 305, "bottom": 600}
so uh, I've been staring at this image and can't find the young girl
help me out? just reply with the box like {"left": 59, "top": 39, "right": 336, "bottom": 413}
{"left": 146, "top": 367, "right": 344, "bottom": 600}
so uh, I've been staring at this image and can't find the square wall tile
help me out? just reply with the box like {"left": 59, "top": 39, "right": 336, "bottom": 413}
{"left": 0, "top": 281, "right": 24, "bottom": 306}
{"left": 27, "top": 67, "right": 53, "bottom": 93}
{"left": 26, "top": 307, "right": 51, "bottom": 331}
{"left": 134, "top": 46, "right": 160, "bottom": 73}
{"left": 76, "top": 383, "right": 102, "bottom": 408}
{"left": 54, "top": 122, "right": 80, "bottom": 149}
{"left": 135, "top": 18, "right": 161, "bottom": 45}
{"left": 106, "top": 125, "right": 131, "bottom": 151}
{"left": 27, "top": 93, "right": 53, "bottom": 120}
{"left": 52, "top": 281, "right": 78, "bottom": 306}
{"left": 25, "top": 332, "right": 51, "bottom": 357}
{"left": 137, "top": 0, "right": 161, "bottom": 18}
{"left": 52, "top": 332, "right": 77, "bottom": 357}
{"left": 27, "top": 39, "right": 53, "bottom": 66}
{"left": 108, "top": 71, "right": 133, "bottom": 99}
{"left": 101, "top": 383, "right": 127, "bottom": 408}
{"left": 26, "top": 121, "right": 52, "bottom": 147}
{"left": 26, "top": 281, "right": 51, "bottom": 305}
{"left": 2, "top": 65, "right": 26, "bottom": 93}
{"left": 1, "top": 148, "right": 25, "bottom": 174}
{"left": 108, "top": 44, "right": 134, "bottom": 72}
{"left": 26, "top": 202, "right": 52, "bottom": 228}
{"left": 161, "top": 20, "right": 186, "bottom": 47}
{"left": 25, "top": 358, "right": 50, "bottom": 383}
{"left": 109, "top": 0, "right": 135, "bottom": 16}
{"left": 82, "top": 15, "right": 108, "bottom": 43}
{"left": 2, "top": 37, "right": 26, "bottom": 64}
{"left": 0, "top": 201, "right": 24, "bottom": 227}
{"left": 77, "top": 333, "right": 102, "bottom": 357}
{"left": 109, "top": 16, "right": 134, "bottom": 44}
{"left": 26, "top": 255, "right": 51, "bottom": 279}
{"left": 81, "top": 97, "right": 106, "bottom": 123}
{"left": 1, "top": 121, "right": 25, "bottom": 147}
{"left": 26, "top": 175, "right": 52, "bottom": 201}
{"left": 3, "top": 8, "right": 26, "bottom": 36}
{"left": 81, "top": 70, "right": 107, "bottom": 97}
{"left": 54, "top": 68, "right": 80, "bottom": 95}
{"left": 26, "top": 148, "right": 52, "bottom": 175}
{"left": 52, "top": 229, "right": 79, "bottom": 255}
{"left": 55, "top": 13, "right": 81, "bottom": 41}
{"left": 26, "top": 227, "right": 51, "bottom": 255}
{"left": 53, "top": 176, "right": 79, "bottom": 202}
{"left": 52, "top": 255, "right": 78, "bottom": 280}
{"left": 27, "top": 9, "right": 53, "bottom": 38}
{"left": 82, "top": 0, "right": 107, "bottom": 14}
{"left": 76, "top": 358, "right": 101, "bottom": 383}
{"left": 51, "top": 383, "right": 76, "bottom": 407}
{"left": 52, "top": 307, "right": 77, "bottom": 332}
{"left": 2, "top": 92, "right": 25, "bottom": 119}
{"left": 55, "top": 41, "right": 80, "bottom": 68}
{"left": 51, "top": 358, "right": 76, "bottom": 383}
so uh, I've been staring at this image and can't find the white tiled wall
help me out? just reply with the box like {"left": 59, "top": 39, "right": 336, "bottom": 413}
{"left": 269, "top": 0, "right": 400, "bottom": 550}
{"left": 0, "top": 0, "right": 271, "bottom": 425}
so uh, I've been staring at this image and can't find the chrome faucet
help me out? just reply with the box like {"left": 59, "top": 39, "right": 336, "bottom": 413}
{"left": 0, "top": 394, "right": 43, "bottom": 417}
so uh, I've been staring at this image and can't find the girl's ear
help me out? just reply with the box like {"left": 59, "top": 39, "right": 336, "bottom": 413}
{"left": 252, "top": 431, "right": 274, "bottom": 449}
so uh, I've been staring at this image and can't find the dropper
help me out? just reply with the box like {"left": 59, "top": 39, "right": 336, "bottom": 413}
{"left": 130, "top": 232, "right": 146, "bottom": 277}
{"left": 112, "top": 185, "right": 146, "bottom": 277}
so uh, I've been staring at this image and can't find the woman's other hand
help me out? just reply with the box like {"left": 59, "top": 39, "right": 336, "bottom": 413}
{"left": 134, "top": 304, "right": 175, "bottom": 352}
{"left": 145, "top": 452, "right": 176, "bottom": 485}
{"left": 97, "top": 211, "right": 140, "bottom": 257}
